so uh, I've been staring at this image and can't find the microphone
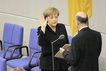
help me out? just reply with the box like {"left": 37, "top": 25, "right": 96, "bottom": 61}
{"left": 52, "top": 34, "right": 65, "bottom": 43}
{"left": 51, "top": 34, "right": 65, "bottom": 71}
{"left": 58, "top": 34, "right": 65, "bottom": 40}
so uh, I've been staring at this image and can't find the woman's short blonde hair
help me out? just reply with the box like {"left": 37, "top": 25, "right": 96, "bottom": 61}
{"left": 43, "top": 7, "right": 59, "bottom": 19}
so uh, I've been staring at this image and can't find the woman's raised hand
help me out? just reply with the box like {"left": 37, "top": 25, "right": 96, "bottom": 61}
{"left": 40, "top": 15, "right": 47, "bottom": 34}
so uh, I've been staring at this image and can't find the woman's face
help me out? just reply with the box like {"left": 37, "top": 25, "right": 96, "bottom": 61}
{"left": 47, "top": 14, "right": 58, "bottom": 27}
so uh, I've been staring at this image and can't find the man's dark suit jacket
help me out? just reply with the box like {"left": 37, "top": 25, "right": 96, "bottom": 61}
{"left": 63, "top": 27, "right": 102, "bottom": 71}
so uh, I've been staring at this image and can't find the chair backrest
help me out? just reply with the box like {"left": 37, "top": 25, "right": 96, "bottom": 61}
{"left": 68, "top": 35, "right": 73, "bottom": 44}
{"left": 2, "top": 23, "right": 23, "bottom": 53}
{"left": 29, "top": 28, "right": 41, "bottom": 57}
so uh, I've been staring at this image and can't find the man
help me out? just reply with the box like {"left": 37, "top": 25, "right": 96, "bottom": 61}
{"left": 60, "top": 12, "right": 102, "bottom": 71}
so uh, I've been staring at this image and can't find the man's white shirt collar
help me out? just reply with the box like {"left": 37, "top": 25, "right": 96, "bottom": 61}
{"left": 79, "top": 26, "right": 88, "bottom": 31}
{"left": 73, "top": 26, "right": 88, "bottom": 37}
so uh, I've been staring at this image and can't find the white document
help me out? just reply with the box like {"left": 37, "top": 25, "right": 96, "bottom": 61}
{"left": 55, "top": 44, "right": 71, "bottom": 58}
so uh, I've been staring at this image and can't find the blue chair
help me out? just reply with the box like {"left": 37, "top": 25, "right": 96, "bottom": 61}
{"left": 29, "top": 51, "right": 41, "bottom": 71}
{"left": 68, "top": 35, "right": 73, "bottom": 44}
{"left": 0, "top": 57, "right": 6, "bottom": 71}
{"left": 0, "top": 23, "right": 23, "bottom": 60}
{"left": 0, "top": 40, "right": 3, "bottom": 50}
{"left": 7, "top": 28, "right": 41, "bottom": 71}
{"left": 31, "top": 67, "right": 40, "bottom": 71}
{"left": 68, "top": 35, "right": 72, "bottom": 71}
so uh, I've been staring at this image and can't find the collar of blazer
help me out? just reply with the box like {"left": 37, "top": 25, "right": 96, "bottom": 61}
{"left": 79, "top": 26, "right": 88, "bottom": 31}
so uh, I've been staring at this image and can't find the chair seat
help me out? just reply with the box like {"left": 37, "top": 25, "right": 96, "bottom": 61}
{"left": 0, "top": 51, "right": 19, "bottom": 59}
{"left": 7, "top": 56, "right": 38, "bottom": 69}
{"left": 0, "top": 57, "right": 6, "bottom": 71}
{"left": 31, "top": 66, "right": 40, "bottom": 71}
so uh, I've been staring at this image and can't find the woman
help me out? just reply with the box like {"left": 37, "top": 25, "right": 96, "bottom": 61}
{"left": 38, "top": 7, "right": 69, "bottom": 71}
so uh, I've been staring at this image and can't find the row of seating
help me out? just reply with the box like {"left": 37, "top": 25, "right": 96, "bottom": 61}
{"left": 7, "top": 28, "right": 41, "bottom": 71}
{"left": 0, "top": 23, "right": 72, "bottom": 71}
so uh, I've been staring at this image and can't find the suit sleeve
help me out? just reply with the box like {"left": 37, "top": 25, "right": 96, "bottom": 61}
{"left": 37, "top": 26, "right": 52, "bottom": 55}
{"left": 37, "top": 27, "right": 46, "bottom": 47}
{"left": 97, "top": 33, "right": 102, "bottom": 56}
{"left": 63, "top": 37, "right": 80, "bottom": 66}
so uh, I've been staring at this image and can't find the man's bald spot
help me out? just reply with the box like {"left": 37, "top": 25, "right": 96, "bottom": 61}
{"left": 75, "top": 12, "right": 88, "bottom": 23}
{"left": 76, "top": 12, "right": 87, "bottom": 18}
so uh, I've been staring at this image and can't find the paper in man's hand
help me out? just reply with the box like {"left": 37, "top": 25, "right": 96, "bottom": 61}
{"left": 55, "top": 44, "right": 71, "bottom": 58}
{"left": 55, "top": 51, "right": 64, "bottom": 58}
{"left": 62, "top": 44, "right": 71, "bottom": 51}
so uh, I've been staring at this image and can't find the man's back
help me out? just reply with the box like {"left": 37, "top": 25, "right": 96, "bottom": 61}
{"left": 71, "top": 27, "right": 102, "bottom": 71}
{"left": 61, "top": 12, "right": 102, "bottom": 71}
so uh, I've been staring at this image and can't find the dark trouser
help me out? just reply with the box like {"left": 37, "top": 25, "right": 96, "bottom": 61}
{"left": 41, "top": 69, "right": 68, "bottom": 71}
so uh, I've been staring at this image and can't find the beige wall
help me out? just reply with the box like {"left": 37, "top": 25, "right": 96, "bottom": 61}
{"left": 0, "top": 0, "right": 106, "bottom": 71}
{"left": 90, "top": 0, "right": 106, "bottom": 71}
{"left": 0, "top": 0, "right": 71, "bottom": 46}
